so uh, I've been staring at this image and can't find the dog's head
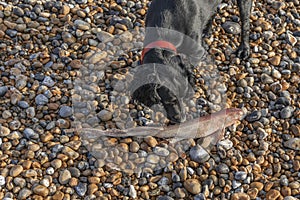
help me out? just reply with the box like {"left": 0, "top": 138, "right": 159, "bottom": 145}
{"left": 130, "top": 49, "right": 195, "bottom": 124}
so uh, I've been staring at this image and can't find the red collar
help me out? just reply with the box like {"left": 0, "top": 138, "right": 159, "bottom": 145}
{"left": 141, "top": 40, "right": 177, "bottom": 63}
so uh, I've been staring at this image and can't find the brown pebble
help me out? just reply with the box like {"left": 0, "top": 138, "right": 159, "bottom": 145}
{"left": 144, "top": 136, "right": 158, "bottom": 147}
{"left": 69, "top": 59, "right": 82, "bottom": 69}
{"left": 52, "top": 191, "right": 64, "bottom": 200}
{"left": 183, "top": 179, "right": 201, "bottom": 195}
{"left": 88, "top": 184, "right": 98, "bottom": 195}
{"left": 281, "top": 186, "right": 292, "bottom": 197}
{"left": 231, "top": 193, "right": 250, "bottom": 200}
{"left": 264, "top": 182, "right": 274, "bottom": 192}
{"left": 266, "top": 189, "right": 280, "bottom": 200}
{"left": 268, "top": 55, "right": 281, "bottom": 66}
{"left": 32, "top": 185, "right": 49, "bottom": 197}
{"left": 10, "top": 165, "right": 23, "bottom": 177}
{"left": 291, "top": 125, "right": 300, "bottom": 136}
{"left": 61, "top": 5, "right": 70, "bottom": 15}
{"left": 250, "top": 181, "right": 264, "bottom": 191}
{"left": 247, "top": 188, "right": 259, "bottom": 199}
{"left": 59, "top": 169, "right": 72, "bottom": 185}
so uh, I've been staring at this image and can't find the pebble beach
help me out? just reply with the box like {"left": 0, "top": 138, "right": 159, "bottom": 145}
{"left": 0, "top": 0, "right": 299, "bottom": 199}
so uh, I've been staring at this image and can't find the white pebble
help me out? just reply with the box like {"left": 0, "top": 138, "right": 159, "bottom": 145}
{"left": 0, "top": 175, "right": 5, "bottom": 186}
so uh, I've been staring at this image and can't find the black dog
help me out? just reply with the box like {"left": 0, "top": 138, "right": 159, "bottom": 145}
{"left": 132, "top": 0, "right": 252, "bottom": 124}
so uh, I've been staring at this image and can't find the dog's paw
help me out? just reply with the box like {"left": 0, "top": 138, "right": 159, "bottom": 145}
{"left": 235, "top": 43, "right": 250, "bottom": 59}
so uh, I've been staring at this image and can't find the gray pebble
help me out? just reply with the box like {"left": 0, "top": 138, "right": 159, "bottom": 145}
{"left": 157, "top": 196, "right": 174, "bottom": 200}
{"left": 246, "top": 110, "right": 262, "bottom": 122}
{"left": 18, "top": 101, "right": 29, "bottom": 109}
{"left": 75, "top": 182, "right": 87, "bottom": 197}
{"left": 35, "top": 94, "right": 49, "bottom": 105}
{"left": 0, "top": 86, "right": 8, "bottom": 97}
{"left": 222, "top": 21, "right": 241, "bottom": 35}
{"left": 280, "top": 106, "right": 294, "bottom": 119}
{"left": 97, "top": 110, "right": 113, "bottom": 121}
{"left": 153, "top": 147, "right": 169, "bottom": 157}
{"left": 23, "top": 128, "right": 38, "bottom": 139}
{"left": 59, "top": 106, "right": 73, "bottom": 118}
{"left": 235, "top": 171, "right": 247, "bottom": 180}
{"left": 42, "top": 76, "right": 55, "bottom": 87}
{"left": 13, "top": 7, "right": 25, "bottom": 16}
{"left": 189, "top": 144, "right": 210, "bottom": 163}
{"left": 216, "top": 163, "right": 230, "bottom": 174}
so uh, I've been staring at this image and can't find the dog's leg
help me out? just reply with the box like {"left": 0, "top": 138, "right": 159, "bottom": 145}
{"left": 157, "top": 86, "right": 186, "bottom": 124}
{"left": 236, "top": 0, "right": 252, "bottom": 59}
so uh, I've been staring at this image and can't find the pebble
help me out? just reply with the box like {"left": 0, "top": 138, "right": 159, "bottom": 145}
{"left": 10, "top": 165, "right": 23, "bottom": 177}
{"left": 280, "top": 106, "right": 294, "bottom": 119}
{"left": 59, "top": 106, "right": 73, "bottom": 118}
{"left": 183, "top": 179, "right": 201, "bottom": 194}
{"left": 235, "top": 171, "right": 247, "bottom": 180}
{"left": 0, "top": 86, "right": 8, "bottom": 97}
{"left": 216, "top": 163, "right": 230, "bottom": 174}
{"left": 97, "top": 110, "right": 113, "bottom": 122}
{"left": 222, "top": 21, "right": 241, "bottom": 35}
{"left": 283, "top": 138, "right": 300, "bottom": 150}
{"left": 246, "top": 110, "right": 262, "bottom": 122}
{"left": 59, "top": 169, "right": 72, "bottom": 185}
{"left": 32, "top": 185, "right": 49, "bottom": 197}
{"left": 0, "top": 1, "right": 298, "bottom": 199}
{"left": 189, "top": 144, "right": 210, "bottom": 163}
{"left": 0, "top": 175, "right": 5, "bottom": 186}
{"left": 231, "top": 193, "right": 250, "bottom": 200}
{"left": 42, "top": 76, "right": 55, "bottom": 87}
{"left": 266, "top": 189, "right": 281, "bottom": 200}
{"left": 18, "top": 188, "right": 32, "bottom": 200}
{"left": 129, "top": 185, "right": 137, "bottom": 198}
{"left": 75, "top": 182, "right": 87, "bottom": 196}
{"left": 0, "top": 126, "right": 10, "bottom": 137}
{"left": 35, "top": 94, "right": 49, "bottom": 105}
